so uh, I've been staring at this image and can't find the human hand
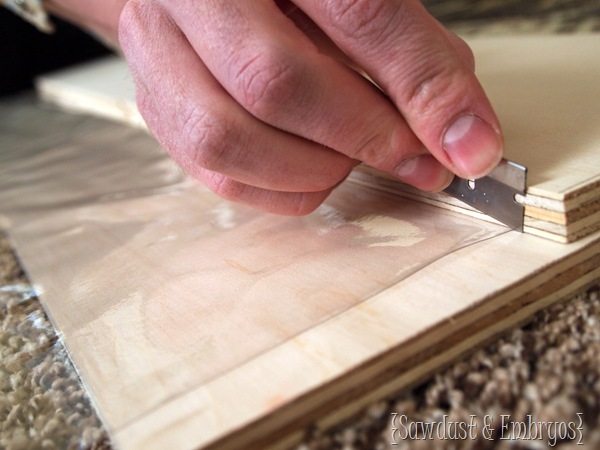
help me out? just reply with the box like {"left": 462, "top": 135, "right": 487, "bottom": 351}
{"left": 118, "top": 0, "right": 503, "bottom": 215}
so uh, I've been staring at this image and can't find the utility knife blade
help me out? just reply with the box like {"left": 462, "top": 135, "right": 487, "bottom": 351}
{"left": 444, "top": 159, "right": 527, "bottom": 231}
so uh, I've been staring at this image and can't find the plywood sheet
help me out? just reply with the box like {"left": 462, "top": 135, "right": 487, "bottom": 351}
{"left": 37, "top": 34, "right": 600, "bottom": 242}
{"left": 1, "top": 97, "right": 598, "bottom": 450}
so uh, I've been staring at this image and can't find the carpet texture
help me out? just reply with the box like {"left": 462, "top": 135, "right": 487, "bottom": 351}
{"left": 0, "top": 234, "right": 110, "bottom": 450}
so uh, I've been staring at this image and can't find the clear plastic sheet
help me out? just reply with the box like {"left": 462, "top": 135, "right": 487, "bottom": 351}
{"left": 0, "top": 97, "right": 508, "bottom": 442}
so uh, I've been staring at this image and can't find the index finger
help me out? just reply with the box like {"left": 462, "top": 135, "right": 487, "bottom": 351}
{"left": 295, "top": 0, "right": 504, "bottom": 179}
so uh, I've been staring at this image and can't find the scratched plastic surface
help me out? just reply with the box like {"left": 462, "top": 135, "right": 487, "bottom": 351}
{"left": 0, "top": 98, "right": 507, "bottom": 431}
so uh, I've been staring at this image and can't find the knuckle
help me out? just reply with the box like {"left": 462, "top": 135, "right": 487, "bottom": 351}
{"left": 324, "top": 0, "right": 401, "bottom": 42}
{"left": 232, "top": 50, "right": 299, "bottom": 119}
{"left": 352, "top": 132, "right": 388, "bottom": 168}
{"left": 351, "top": 121, "right": 403, "bottom": 170}
{"left": 180, "top": 109, "right": 234, "bottom": 172}
{"left": 458, "top": 38, "right": 475, "bottom": 60}
{"left": 403, "top": 62, "right": 467, "bottom": 119}
{"left": 446, "top": 32, "right": 475, "bottom": 71}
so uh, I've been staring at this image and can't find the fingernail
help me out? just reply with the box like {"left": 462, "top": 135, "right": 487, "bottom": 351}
{"left": 443, "top": 114, "right": 503, "bottom": 179}
{"left": 394, "top": 155, "right": 454, "bottom": 192}
{"left": 394, "top": 157, "right": 419, "bottom": 178}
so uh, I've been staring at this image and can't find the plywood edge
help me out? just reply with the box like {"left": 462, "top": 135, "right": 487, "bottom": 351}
{"left": 35, "top": 56, "right": 146, "bottom": 130}
{"left": 527, "top": 175, "right": 600, "bottom": 204}
{"left": 522, "top": 225, "right": 568, "bottom": 243}
{"left": 524, "top": 184, "right": 600, "bottom": 213}
{"left": 304, "top": 266, "right": 600, "bottom": 446}
{"left": 525, "top": 211, "right": 600, "bottom": 242}
{"left": 525, "top": 197, "right": 600, "bottom": 225}
{"left": 114, "top": 233, "right": 600, "bottom": 450}
{"left": 36, "top": 78, "right": 146, "bottom": 130}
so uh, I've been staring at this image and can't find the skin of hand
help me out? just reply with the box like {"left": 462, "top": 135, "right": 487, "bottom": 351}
{"left": 48, "top": 0, "right": 504, "bottom": 215}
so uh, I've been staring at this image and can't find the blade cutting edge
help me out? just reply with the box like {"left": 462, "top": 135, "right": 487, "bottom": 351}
{"left": 444, "top": 159, "right": 527, "bottom": 231}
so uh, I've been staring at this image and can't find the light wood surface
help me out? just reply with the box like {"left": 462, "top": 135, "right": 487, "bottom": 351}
{"left": 37, "top": 33, "right": 600, "bottom": 242}
{"left": 1, "top": 98, "right": 599, "bottom": 450}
